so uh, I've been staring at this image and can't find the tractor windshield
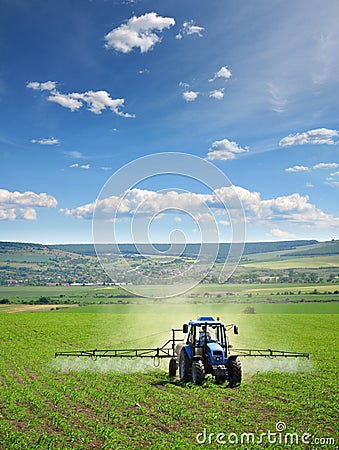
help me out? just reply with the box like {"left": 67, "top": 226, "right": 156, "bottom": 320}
{"left": 198, "top": 324, "right": 226, "bottom": 347}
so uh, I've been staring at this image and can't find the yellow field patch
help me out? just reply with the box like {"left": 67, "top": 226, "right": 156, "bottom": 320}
{"left": 0, "top": 304, "right": 79, "bottom": 313}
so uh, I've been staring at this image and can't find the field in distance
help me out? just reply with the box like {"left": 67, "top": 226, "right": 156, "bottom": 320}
{"left": 1, "top": 239, "right": 339, "bottom": 287}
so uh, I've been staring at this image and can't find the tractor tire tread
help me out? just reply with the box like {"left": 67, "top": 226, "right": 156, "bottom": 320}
{"left": 192, "top": 359, "right": 205, "bottom": 385}
{"left": 179, "top": 350, "right": 191, "bottom": 382}
{"left": 228, "top": 358, "right": 242, "bottom": 387}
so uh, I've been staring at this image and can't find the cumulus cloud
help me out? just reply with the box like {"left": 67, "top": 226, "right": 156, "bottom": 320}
{"left": 104, "top": 12, "right": 175, "bottom": 54}
{"left": 31, "top": 138, "right": 59, "bottom": 145}
{"left": 209, "top": 88, "right": 225, "bottom": 100}
{"left": 279, "top": 128, "right": 339, "bottom": 146}
{"left": 206, "top": 138, "right": 249, "bottom": 161}
{"left": 0, "top": 189, "right": 57, "bottom": 221}
{"left": 270, "top": 228, "right": 296, "bottom": 239}
{"left": 209, "top": 66, "right": 232, "bottom": 82}
{"left": 285, "top": 165, "right": 310, "bottom": 173}
{"left": 61, "top": 186, "right": 339, "bottom": 230}
{"left": 48, "top": 92, "right": 83, "bottom": 112}
{"left": 27, "top": 81, "right": 135, "bottom": 117}
{"left": 182, "top": 90, "right": 199, "bottom": 102}
{"left": 313, "top": 162, "right": 339, "bottom": 169}
{"left": 26, "top": 81, "right": 57, "bottom": 91}
{"left": 176, "top": 20, "right": 204, "bottom": 39}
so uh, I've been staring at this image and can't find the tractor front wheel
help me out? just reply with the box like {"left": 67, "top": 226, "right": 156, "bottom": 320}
{"left": 228, "top": 357, "right": 242, "bottom": 387}
{"left": 191, "top": 359, "right": 205, "bottom": 385}
{"left": 179, "top": 350, "right": 191, "bottom": 382}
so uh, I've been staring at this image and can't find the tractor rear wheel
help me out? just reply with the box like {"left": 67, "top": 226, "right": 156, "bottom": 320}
{"left": 179, "top": 350, "right": 191, "bottom": 382}
{"left": 169, "top": 358, "right": 177, "bottom": 377}
{"left": 228, "top": 358, "right": 242, "bottom": 387}
{"left": 191, "top": 359, "right": 205, "bottom": 385}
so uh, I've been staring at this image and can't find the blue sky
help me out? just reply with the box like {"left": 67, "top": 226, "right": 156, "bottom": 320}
{"left": 0, "top": 0, "right": 338, "bottom": 244}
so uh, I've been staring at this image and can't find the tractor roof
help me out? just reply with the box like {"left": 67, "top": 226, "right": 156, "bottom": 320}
{"left": 189, "top": 316, "right": 224, "bottom": 326}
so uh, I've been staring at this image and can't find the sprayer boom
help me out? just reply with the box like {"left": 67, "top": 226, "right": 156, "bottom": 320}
{"left": 55, "top": 346, "right": 173, "bottom": 360}
{"left": 231, "top": 349, "right": 309, "bottom": 358}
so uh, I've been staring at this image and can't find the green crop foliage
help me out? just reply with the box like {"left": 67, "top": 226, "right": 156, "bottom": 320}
{"left": 0, "top": 304, "right": 338, "bottom": 449}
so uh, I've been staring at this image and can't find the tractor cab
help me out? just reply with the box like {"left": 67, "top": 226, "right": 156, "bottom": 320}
{"left": 183, "top": 316, "right": 237, "bottom": 354}
{"left": 177, "top": 316, "right": 242, "bottom": 386}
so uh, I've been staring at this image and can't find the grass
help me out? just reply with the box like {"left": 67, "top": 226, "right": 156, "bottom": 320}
{"left": 0, "top": 303, "right": 337, "bottom": 449}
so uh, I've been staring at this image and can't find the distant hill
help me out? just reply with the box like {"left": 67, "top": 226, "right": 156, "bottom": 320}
{"left": 283, "top": 240, "right": 339, "bottom": 257}
{"left": 51, "top": 240, "right": 318, "bottom": 258}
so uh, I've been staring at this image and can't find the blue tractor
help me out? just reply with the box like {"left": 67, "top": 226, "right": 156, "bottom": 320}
{"left": 174, "top": 316, "right": 241, "bottom": 386}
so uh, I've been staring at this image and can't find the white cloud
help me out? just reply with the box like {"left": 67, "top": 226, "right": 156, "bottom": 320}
{"left": 176, "top": 20, "right": 204, "bottom": 39}
{"left": 101, "top": 167, "right": 113, "bottom": 171}
{"left": 31, "top": 138, "right": 59, "bottom": 145}
{"left": 179, "top": 81, "right": 190, "bottom": 89}
{"left": 209, "top": 88, "right": 225, "bottom": 100}
{"left": 305, "top": 182, "right": 314, "bottom": 188}
{"left": 26, "top": 81, "right": 57, "bottom": 91}
{"left": 328, "top": 181, "right": 339, "bottom": 187}
{"left": 183, "top": 91, "right": 199, "bottom": 102}
{"left": 0, "top": 189, "right": 57, "bottom": 221}
{"left": 62, "top": 186, "right": 339, "bottom": 231}
{"left": 27, "top": 81, "right": 135, "bottom": 117}
{"left": 104, "top": 12, "right": 175, "bottom": 54}
{"left": 48, "top": 92, "right": 83, "bottom": 112}
{"left": 218, "top": 220, "right": 230, "bottom": 227}
{"left": 71, "top": 91, "right": 134, "bottom": 117}
{"left": 209, "top": 66, "right": 232, "bottom": 82}
{"left": 270, "top": 228, "right": 296, "bottom": 239}
{"left": 330, "top": 171, "right": 339, "bottom": 177}
{"left": 206, "top": 138, "right": 249, "bottom": 161}
{"left": 70, "top": 163, "right": 90, "bottom": 169}
{"left": 279, "top": 128, "right": 339, "bottom": 146}
{"left": 313, "top": 162, "right": 339, "bottom": 169}
{"left": 285, "top": 165, "right": 310, "bottom": 173}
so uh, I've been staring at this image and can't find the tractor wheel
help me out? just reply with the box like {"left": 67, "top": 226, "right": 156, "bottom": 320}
{"left": 179, "top": 350, "right": 191, "bottom": 382}
{"left": 228, "top": 358, "right": 242, "bottom": 387}
{"left": 169, "top": 358, "right": 177, "bottom": 377}
{"left": 191, "top": 359, "right": 205, "bottom": 385}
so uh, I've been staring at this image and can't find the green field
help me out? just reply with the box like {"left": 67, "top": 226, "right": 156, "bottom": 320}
{"left": 241, "top": 255, "right": 339, "bottom": 269}
{"left": 1, "top": 283, "right": 339, "bottom": 305}
{"left": 0, "top": 303, "right": 337, "bottom": 449}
